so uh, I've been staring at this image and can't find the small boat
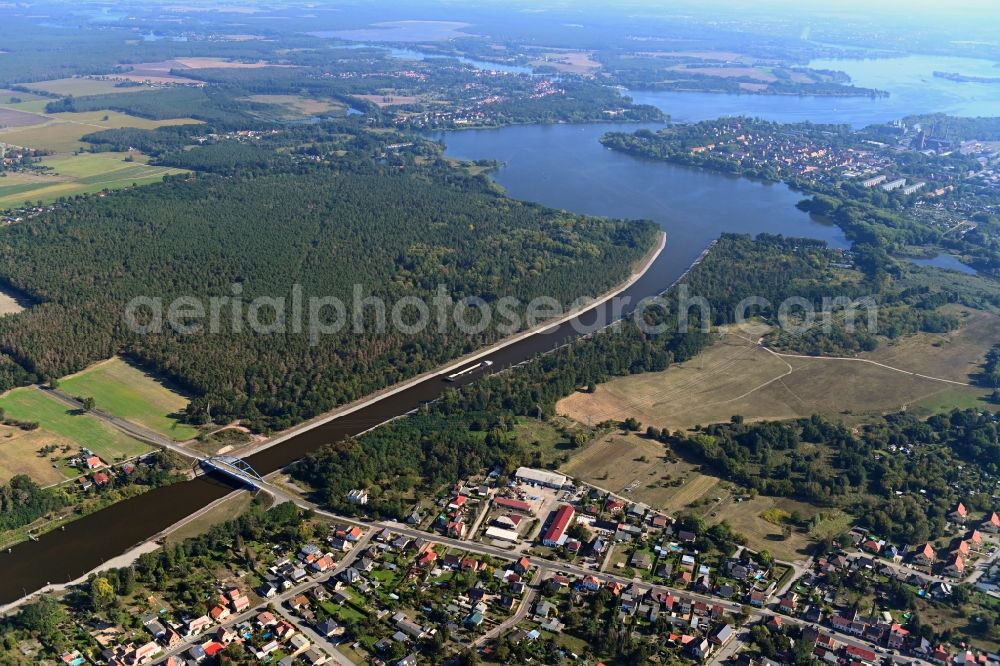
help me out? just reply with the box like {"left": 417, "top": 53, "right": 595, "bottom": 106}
{"left": 444, "top": 359, "right": 494, "bottom": 381}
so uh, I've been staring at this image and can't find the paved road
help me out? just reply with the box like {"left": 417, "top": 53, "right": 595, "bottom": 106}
{"left": 707, "top": 625, "right": 750, "bottom": 665}
{"left": 472, "top": 568, "right": 542, "bottom": 648}
{"left": 274, "top": 606, "right": 355, "bottom": 666}
{"left": 231, "top": 478, "right": 945, "bottom": 665}
{"left": 45, "top": 388, "right": 202, "bottom": 461}
{"left": 153, "top": 530, "right": 374, "bottom": 665}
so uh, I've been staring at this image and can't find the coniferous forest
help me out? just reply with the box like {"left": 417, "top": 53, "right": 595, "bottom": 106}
{"left": 0, "top": 144, "right": 656, "bottom": 431}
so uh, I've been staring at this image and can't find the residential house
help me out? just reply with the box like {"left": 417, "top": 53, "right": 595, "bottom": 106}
{"left": 394, "top": 613, "right": 425, "bottom": 639}
{"left": 186, "top": 615, "right": 212, "bottom": 637}
{"left": 952, "top": 502, "right": 969, "bottom": 522}
{"left": 311, "top": 554, "right": 335, "bottom": 573}
{"left": 915, "top": 542, "right": 936, "bottom": 565}
{"left": 316, "top": 619, "right": 344, "bottom": 638}
{"left": 982, "top": 512, "right": 1000, "bottom": 533}
{"left": 417, "top": 548, "right": 438, "bottom": 568}
{"left": 946, "top": 554, "right": 966, "bottom": 577}
{"left": 686, "top": 637, "right": 710, "bottom": 660}
{"left": 209, "top": 605, "right": 230, "bottom": 622}
{"left": 846, "top": 645, "right": 878, "bottom": 664}
{"left": 630, "top": 552, "right": 653, "bottom": 571}
{"left": 289, "top": 634, "right": 311, "bottom": 654}
{"left": 888, "top": 624, "right": 909, "bottom": 650}
{"left": 129, "top": 642, "right": 161, "bottom": 665}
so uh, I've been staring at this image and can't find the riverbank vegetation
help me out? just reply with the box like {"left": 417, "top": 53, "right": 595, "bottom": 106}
{"left": 0, "top": 451, "right": 186, "bottom": 548}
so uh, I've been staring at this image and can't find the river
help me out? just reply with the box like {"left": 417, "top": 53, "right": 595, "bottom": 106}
{"left": 0, "top": 120, "right": 856, "bottom": 603}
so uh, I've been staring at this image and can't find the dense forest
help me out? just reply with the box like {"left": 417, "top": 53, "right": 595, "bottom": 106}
{"left": 44, "top": 87, "right": 273, "bottom": 125}
{"left": 664, "top": 409, "right": 999, "bottom": 544}
{"left": 903, "top": 114, "right": 1000, "bottom": 142}
{"left": 0, "top": 147, "right": 656, "bottom": 431}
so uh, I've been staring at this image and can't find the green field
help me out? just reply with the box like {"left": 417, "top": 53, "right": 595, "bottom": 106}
{"left": 0, "top": 386, "right": 151, "bottom": 467}
{"left": 0, "top": 152, "right": 189, "bottom": 209}
{"left": 59, "top": 357, "right": 200, "bottom": 441}
{"left": 23, "top": 78, "right": 159, "bottom": 97}
{"left": 0, "top": 110, "right": 201, "bottom": 153}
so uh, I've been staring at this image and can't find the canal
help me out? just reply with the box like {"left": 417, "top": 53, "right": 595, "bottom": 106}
{"left": 1, "top": 121, "right": 850, "bottom": 603}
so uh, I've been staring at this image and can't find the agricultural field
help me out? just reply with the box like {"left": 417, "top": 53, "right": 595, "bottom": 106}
{"left": 0, "top": 89, "right": 46, "bottom": 105}
{"left": 0, "top": 107, "right": 47, "bottom": 128}
{"left": 22, "top": 77, "right": 158, "bottom": 97}
{"left": 0, "top": 151, "right": 189, "bottom": 208}
{"left": 0, "top": 108, "right": 200, "bottom": 153}
{"left": 532, "top": 50, "right": 601, "bottom": 75}
{"left": 352, "top": 93, "right": 420, "bottom": 107}
{"left": 0, "top": 386, "right": 151, "bottom": 481}
{"left": 174, "top": 57, "right": 281, "bottom": 69}
{"left": 58, "top": 357, "right": 200, "bottom": 441}
{"left": 246, "top": 94, "right": 346, "bottom": 119}
{"left": 557, "top": 309, "right": 997, "bottom": 430}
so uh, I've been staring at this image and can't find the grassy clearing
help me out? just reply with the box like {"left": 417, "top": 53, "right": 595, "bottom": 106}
{"left": 0, "top": 423, "right": 73, "bottom": 485}
{"left": 560, "top": 431, "right": 722, "bottom": 512}
{"left": 560, "top": 430, "right": 836, "bottom": 560}
{"left": 514, "top": 416, "right": 592, "bottom": 467}
{"left": 246, "top": 94, "right": 345, "bottom": 119}
{"left": 557, "top": 310, "right": 997, "bottom": 430}
{"left": 165, "top": 492, "right": 260, "bottom": 544}
{"left": 58, "top": 357, "right": 199, "bottom": 441}
{"left": 23, "top": 78, "right": 157, "bottom": 97}
{"left": 0, "top": 386, "right": 150, "bottom": 466}
{"left": 704, "top": 495, "right": 822, "bottom": 561}
{"left": 0, "top": 289, "right": 24, "bottom": 316}
{"left": 0, "top": 151, "right": 188, "bottom": 208}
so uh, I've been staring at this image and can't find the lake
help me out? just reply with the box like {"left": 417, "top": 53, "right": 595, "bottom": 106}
{"left": 905, "top": 253, "right": 980, "bottom": 275}
{"left": 437, "top": 122, "right": 849, "bottom": 288}
{"left": 310, "top": 20, "right": 475, "bottom": 42}
{"left": 629, "top": 54, "right": 1000, "bottom": 127}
